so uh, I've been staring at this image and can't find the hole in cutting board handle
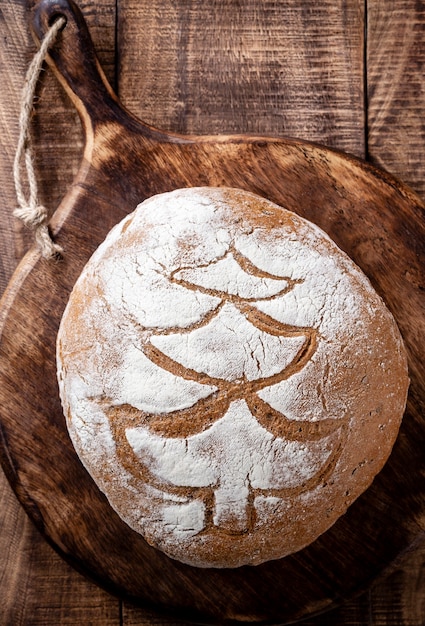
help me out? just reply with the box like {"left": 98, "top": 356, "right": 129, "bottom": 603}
{"left": 31, "top": 0, "right": 76, "bottom": 41}
{"left": 30, "top": 0, "right": 121, "bottom": 125}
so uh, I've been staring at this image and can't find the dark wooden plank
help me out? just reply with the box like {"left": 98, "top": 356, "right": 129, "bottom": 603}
{"left": 122, "top": 606, "right": 187, "bottom": 626}
{"left": 0, "top": 470, "right": 30, "bottom": 625}
{"left": 0, "top": 0, "right": 32, "bottom": 289}
{"left": 367, "top": 0, "right": 425, "bottom": 200}
{"left": 116, "top": 1, "right": 366, "bottom": 623}
{"left": 0, "top": 1, "right": 121, "bottom": 625}
{"left": 364, "top": 5, "right": 425, "bottom": 622}
{"left": 117, "top": 0, "right": 365, "bottom": 157}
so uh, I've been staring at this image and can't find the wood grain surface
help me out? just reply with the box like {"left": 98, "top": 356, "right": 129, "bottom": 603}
{"left": 0, "top": 1, "right": 424, "bottom": 624}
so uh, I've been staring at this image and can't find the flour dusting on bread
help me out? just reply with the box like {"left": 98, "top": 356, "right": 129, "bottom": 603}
{"left": 57, "top": 187, "right": 409, "bottom": 568}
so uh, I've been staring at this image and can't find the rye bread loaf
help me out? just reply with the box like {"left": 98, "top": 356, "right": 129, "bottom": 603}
{"left": 57, "top": 187, "right": 409, "bottom": 568}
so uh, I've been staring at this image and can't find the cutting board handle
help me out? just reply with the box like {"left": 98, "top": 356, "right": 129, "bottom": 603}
{"left": 30, "top": 0, "right": 123, "bottom": 129}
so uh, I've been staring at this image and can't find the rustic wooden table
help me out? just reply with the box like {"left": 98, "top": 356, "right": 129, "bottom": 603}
{"left": 1, "top": 1, "right": 425, "bottom": 624}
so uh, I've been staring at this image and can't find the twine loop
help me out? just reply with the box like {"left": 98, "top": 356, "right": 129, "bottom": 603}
{"left": 13, "top": 16, "right": 66, "bottom": 259}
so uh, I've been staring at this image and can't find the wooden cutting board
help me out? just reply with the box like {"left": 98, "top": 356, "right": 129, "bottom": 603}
{"left": 0, "top": 0, "right": 424, "bottom": 623}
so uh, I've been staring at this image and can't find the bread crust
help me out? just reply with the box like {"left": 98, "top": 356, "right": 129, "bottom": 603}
{"left": 57, "top": 187, "right": 409, "bottom": 568}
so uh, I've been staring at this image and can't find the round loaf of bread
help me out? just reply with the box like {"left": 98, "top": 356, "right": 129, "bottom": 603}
{"left": 57, "top": 187, "right": 409, "bottom": 568}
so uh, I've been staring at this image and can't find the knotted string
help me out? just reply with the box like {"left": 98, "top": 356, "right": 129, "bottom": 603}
{"left": 13, "top": 16, "right": 66, "bottom": 259}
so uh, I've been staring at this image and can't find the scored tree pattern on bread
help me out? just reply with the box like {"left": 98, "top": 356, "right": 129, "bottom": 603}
{"left": 101, "top": 242, "right": 348, "bottom": 535}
